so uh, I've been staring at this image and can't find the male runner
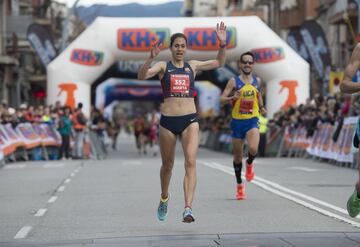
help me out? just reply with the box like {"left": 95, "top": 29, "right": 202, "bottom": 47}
{"left": 221, "top": 51, "right": 266, "bottom": 199}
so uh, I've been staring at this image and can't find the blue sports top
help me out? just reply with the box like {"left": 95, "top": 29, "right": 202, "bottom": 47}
{"left": 160, "top": 61, "right": 195, "bottom": 98}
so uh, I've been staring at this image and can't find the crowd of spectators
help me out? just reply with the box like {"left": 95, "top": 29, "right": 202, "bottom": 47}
{"left": 269, "top": 93, "right": 358, "bottom": 138}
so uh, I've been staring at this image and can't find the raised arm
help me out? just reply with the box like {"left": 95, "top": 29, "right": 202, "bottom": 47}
{"left": 189, "top": 21, "right": 227, "bottom": 73}
{"left": 138, "top": 42, "right": 166, "bottom": 80}
{"left": 340, "top": 43, "right": 360, "bottom": 94}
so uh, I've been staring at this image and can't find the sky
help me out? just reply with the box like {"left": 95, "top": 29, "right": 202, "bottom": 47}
{"left": 55, "top": 0, "right": 183, "bottom": 7}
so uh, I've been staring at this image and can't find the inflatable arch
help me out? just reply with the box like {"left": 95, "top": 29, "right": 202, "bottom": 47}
{"left": 47, "top": 16, "right": 309, "bottom": 117}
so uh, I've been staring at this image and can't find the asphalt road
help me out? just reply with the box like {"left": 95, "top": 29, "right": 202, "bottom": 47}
{"left": 1, "top": 135, "right": 360, "bottom": 246}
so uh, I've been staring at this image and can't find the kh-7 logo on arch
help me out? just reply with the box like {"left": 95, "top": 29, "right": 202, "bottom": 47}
{"left": 70, "top": 49, "right": 104, "bottom": 66}
{"left": 184, "top": 27, "right": 236, "bottom": 51}
{"left": 117, "top": 28, "right": 170, "bottom": 51}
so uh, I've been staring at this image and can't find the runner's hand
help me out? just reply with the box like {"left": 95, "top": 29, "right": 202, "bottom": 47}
{"left": 216, "top": 21, "right": 227, "bottom": 45}
{"left": 150, "top": 41, "right": 162, "bottom": 59}
{"left": 352, "top": 43, "right": 360, "bottom": 62}
{"left": 260, "top": 107, "right": 267, "bottom": 116}
{"left": 232, "top": 90, "right": 241, "bottom": 101}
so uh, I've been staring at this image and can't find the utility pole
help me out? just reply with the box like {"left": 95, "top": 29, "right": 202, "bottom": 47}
{"left": 357, "top": 0, "right": 360, "bottom": 41}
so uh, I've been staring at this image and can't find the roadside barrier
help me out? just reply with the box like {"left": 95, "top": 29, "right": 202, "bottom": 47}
{"left": 199, "top": 116, "right": 359, "bottom": 167}
{"left": 0, "top": 123, "right": 106, "bottom": 164}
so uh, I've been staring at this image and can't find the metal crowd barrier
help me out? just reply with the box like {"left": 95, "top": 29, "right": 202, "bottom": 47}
{"left": 0, "top": 123, "right": 109, "bottom": 165}
{"left": 199, "top": 116, "right": 359, "bottom": 168}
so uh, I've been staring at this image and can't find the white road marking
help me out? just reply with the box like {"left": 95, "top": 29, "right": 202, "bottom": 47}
{"left": 70, "top": 172, "right": 75, "bottom": 177}
{"left": 57, "top": 186, "right": 66, "bottom": 192}
{"left": 64, "top": 178, "right": 71, "bottom": 184}
{"left": 34, "top": 208, "right": 47, "bottom": 217}
{"left": 74, "top": 168, "right": 80, "bottom": 173}
{"left": 14, "top": 226, "right": 32, "bottom": 239}
{"left": 4, "top": 164, "right": 26, "bottom": 169}
{"left": 288, "top": 166, "right": 318, "bottom": 172}
{"left": 199, "top": 160, "right": 360, "bottom": 228}
{"left": 121, "top": 160, "right": 142, "bottom": 166}
{"left": 43, "top": 163, "right": 64, "bottom": 168}
{"left": 48, "top": 196, "right": 58, "bottom": 203}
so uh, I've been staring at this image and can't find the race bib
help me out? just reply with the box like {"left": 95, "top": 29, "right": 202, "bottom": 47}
{"left": 239, "top": 99, "right": 254, "bottom": 113}
{"left": 170, "top": 74, "right": 190, "bottom": 95}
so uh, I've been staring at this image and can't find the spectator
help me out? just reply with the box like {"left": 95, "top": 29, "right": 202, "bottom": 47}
{"left": 73, "top": 103, "right": 87, "bottom": 159}
{"left": 58, "top": 106, "right": 73, "bottom": 160}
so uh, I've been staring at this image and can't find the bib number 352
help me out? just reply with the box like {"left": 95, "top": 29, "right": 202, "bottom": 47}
{"left": 170, "top": 74, "right": 190, "bottom": 95}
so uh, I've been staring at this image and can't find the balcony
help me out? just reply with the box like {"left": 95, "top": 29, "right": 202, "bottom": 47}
{"left": 0, "top": 55, "right": 19, "bottom": 65}
{"left": 230, "top": 9, "right": 265, "bottom": 21}
{"left": 6, "top": 15, "right": 33, "bottom": 40}
{"left": 328, "top": 1, "right": 357, "bottom": 25}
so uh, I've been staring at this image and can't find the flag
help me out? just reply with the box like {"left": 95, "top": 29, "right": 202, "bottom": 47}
{"left": 329, "top": 71, "right": 344, "bottom": 95}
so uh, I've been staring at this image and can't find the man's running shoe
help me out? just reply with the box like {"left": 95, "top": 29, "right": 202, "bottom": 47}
{"left": 236, "top": 184, "right": 246, "bottom": 200}
{"left": 347, "top": 190, "right": 360, "bottom": 218}
{"left": 182, "top": 207, "right": 195, "bottom": 223}
{"left": 245, "top": 162, "right": 255, "bottom": 182}
{"left": 157, "top": 195, "right": 169, "bottom": 221}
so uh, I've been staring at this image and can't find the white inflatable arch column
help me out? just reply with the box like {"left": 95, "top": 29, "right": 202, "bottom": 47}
{"left": 47, "top": 16, "right": 309, "bottom": 117}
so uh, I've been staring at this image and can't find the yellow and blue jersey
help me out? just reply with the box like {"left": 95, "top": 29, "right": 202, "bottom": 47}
{"left": 231, "top": 76, "right": 260, "bottom": 120}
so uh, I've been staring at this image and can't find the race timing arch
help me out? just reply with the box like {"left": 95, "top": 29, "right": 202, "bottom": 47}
{"left": 47, "top": 16, "right": 309, "bottom": 117}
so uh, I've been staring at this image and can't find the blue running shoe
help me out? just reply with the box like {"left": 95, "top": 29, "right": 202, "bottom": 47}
{"left": 182, "top": 207, "right": 195, "bottom": 223}
{"left": 157, "top": 195, "right": 169, "bottom": 221}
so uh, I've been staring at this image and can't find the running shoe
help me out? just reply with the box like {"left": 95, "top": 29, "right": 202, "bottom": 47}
{"left": 245, "top": 162, "right": 255, "bottom": 182}
{"left": 236, "top": 184, "right": 246, "bottom": 200}
{"left": 182, "top": 207, "right": 195, "bottom": 223}
{"left": 347, "top": 190, "right": 360, "bottom": 218}
{"left": 157, "top": 195, "right": 169, "bottom": 221}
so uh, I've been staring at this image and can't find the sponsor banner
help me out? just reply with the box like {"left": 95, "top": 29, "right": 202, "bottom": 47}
{"left": 117, "top": 28, "right": 170, "bottom": 51}
{"left": 41, "top": 124, "right": 61, "bottom": 145}
{"left": 70, "top": 49, "right": 104, "bottom": 66}
{"left": 329, "top": 71, "right": 344, "bottom": 95}
{"left": 0, "top": 126, "right": 16, "bottom": 156}
{"left": 27, "top": 23, "right": 57, "bottom": 68}
{"left": 300, "top": 20, "right": 331, "bottom": 79}
{"left": 15, "top": 123, "right": 41, "bottom": 149}
{"left": 32, "top": 124, "right": 60, "bottom": 146}
{"left": 184, "top": 27, "right": 236, "bottom": 51}
{"left": 1, "top": 124, "right": 25, "bottom": 149}
{"left": 306, "top": 117, "right": 357, "bottom": 163}
{"left": 287, "top": 27, "right": 309, "bottom": 62}
{"left": 106, "top": 85, "right": 163, "bottom": 104}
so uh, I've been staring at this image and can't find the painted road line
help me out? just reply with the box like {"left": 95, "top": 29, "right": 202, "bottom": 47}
{"left": 34, "top": 208, "right": 47, "bottom": 217}
{"left": 48, "top": 196, "right": 58, "bottom": 203}
{"left": 199, "top": 160, "right": 360, "bottom": 228}
{"left": 203, "top": 160, "right": 351, "bottom": 216}
{"left": 14, "top": 226, "right": 32, "bottom": 239}
{"left": 121, "top": 160, "right": 142, "bottom": 166}
{"left": 4, "top": 164, "right": 26, "bottom": 169}
{"left": 252, "top": 172, "right": 357, "bottom": 218}
{"left": 64, "top": 178, "right": 71, "bottom": 184}
{"left": 57, "top": 186, "right": 66, "bottom": 192}
{"left": 70, "top": 172, "right": 75, "bottom": 177}
{"left": 74, "top": 168, "right": 80, "bottom": 173}
{"left": 43, "top": 163, "right": 64, "bottom": 168}
{"left": 288, "top": 166, "right": 318, "bottom": 172}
